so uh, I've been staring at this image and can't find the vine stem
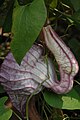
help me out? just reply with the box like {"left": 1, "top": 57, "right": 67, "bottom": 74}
{"left": 26, "top": 78, "right": 49, "bottom": 120}
{"left": 74, "top": 80, "right": 80, "bottom": 85}
{"left": 13, "top": 111, "right": 22, "bottom": 120}
{"left": 26, "top": 55, "right": 49, "bottom": 120}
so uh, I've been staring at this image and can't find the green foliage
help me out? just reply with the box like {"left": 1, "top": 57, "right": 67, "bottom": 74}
{"left": 0, "top": 97, "right": 12, "bottom": 120}
{"left": 11, "top": 0, "right": 47, "bottom": 64}
{"left": 44, "top": 88, "right": 80, "bottom": 109}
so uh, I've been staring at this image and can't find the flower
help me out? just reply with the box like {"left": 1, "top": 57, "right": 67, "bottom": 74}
{"left": 0, "top": 25, "right": 79, "bottom": 115}
{"left": 43, "top": 25, "right": 79, "bottom": 93}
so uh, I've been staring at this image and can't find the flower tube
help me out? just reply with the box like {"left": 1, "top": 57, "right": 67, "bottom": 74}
{"left": 42, "top": 25, "right": 79, "bottom": 94}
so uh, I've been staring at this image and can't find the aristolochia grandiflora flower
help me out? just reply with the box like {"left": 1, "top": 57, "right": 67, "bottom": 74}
{"left": 0, "top": 25, "right": 79, "bottom": 115}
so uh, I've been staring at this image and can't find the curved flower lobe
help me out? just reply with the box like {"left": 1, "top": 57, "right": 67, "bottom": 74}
{"left": 43, "top": 25, "right": 79, "bottom": 93}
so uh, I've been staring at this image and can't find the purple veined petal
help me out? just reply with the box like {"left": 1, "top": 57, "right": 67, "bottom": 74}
{"left": 31, "top": 57, "right": 57, "bottom": 88}
{"left": 21, "top": 44, "right": 43, "bottom": 68}
{"left": 42, "top": 25, "right": 79, "bottom": 94}
{"left": 31, "top": 57, "right": 72, "bottom": 94}
{"left": 0, "top": 44, "right": 43, "bottom": 114}
{"left": 7, "top": 91, "right": 28, "bottom": 116}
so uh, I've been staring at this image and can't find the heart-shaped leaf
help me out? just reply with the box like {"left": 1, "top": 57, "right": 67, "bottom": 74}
{"left": 11, "top": 0, "right": 47, "bottom": 64}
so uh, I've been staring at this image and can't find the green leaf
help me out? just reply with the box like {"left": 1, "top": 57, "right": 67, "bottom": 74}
{"left": 11, "top": 0, "right": 47, "bottom": 64}
{"left": 0, "top": 97, "right": 8, "bottom": 106}
{"left": 44, "top": 91, "right": 63, "bottom": 108}
{"left": 44, "top": 89, "right": 80, "bottom": 110}
{"left": 62, "top": 89, "right": 80, "bottom": 109}
{"left": 0, "top": 85, "right": 5, "bottom": 93}
{"left": 0, "top": 97, "right": 12, "bottom": 120}
{"left": 50, "top": 0, "right": 57, "bottom": 9}
{"left": 70, "top": 0, "right": 80, "bottom": 11}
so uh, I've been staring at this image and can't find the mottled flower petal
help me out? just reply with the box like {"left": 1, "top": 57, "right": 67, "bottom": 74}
{"left": 43, "top": 25, "right": 79, "bottom": 93}
{"left": 0, "top": 44, "right": 43, "bottom": 114}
